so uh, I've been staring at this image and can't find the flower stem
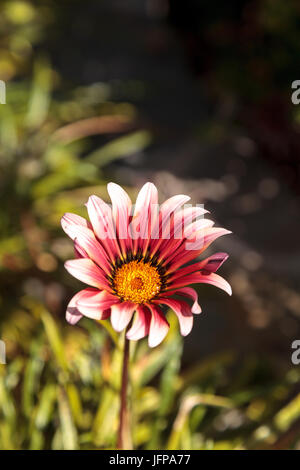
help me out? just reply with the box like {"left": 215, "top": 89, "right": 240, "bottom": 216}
{"left": 117, "top": 330, "right": 132, "bottom": 450}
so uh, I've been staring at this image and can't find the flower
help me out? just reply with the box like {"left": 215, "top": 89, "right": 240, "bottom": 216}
{"left": 62, "top": 182, "right": 231, "bottom": 347}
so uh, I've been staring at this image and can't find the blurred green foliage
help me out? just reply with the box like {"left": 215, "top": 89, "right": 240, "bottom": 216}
{"left": 2, "top": 303, "right": 300, "bottom": 449}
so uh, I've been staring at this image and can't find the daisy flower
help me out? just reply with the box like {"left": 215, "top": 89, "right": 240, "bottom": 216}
{"left": 62, "top": 182, "right": 231, "bottom": 348}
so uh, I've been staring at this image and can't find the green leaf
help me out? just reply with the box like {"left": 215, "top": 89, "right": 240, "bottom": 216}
{"left": 147, "top": 336, "right": 183, "bottom": 449}
{"left": 40, "top": 309, "right": 68, "bottom": 373}
{"left": 57, "top": 386, "right": 78, "bottom": 450}
{"left": 26, "top": 59, "right": 52, "bottom": 128}
{"left": 22, "top": 339, "right": 45, "bottom": 417}
{"left": 35, "top": 384, "right": 57, "bottom": 429}
{"left": 86, "top": 130, "right": 152, "bottom": 165}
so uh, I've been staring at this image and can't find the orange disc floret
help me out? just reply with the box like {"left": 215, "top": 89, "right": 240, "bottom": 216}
{"left": 113, "top": 260, "right": 161, "bottom": 303}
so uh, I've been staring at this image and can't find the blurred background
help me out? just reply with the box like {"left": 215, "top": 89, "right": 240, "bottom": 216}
{"left": 1, "top": 0, "right": 300, "bottom": 450}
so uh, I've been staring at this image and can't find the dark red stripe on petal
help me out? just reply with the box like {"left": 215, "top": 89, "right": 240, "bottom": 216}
{"left": 64, "top": 258, "right": 112, "bottom": 291}
{"left": 75, "top": 289, "right": 118, "bottom": 319}
{"left": 110, "top": 301, "right": 136, "bottom": 332}
{"left": 161, "top": 287, "right": 202, "bottom": 314}
{"left": 154, "top": 298, "right": 193, "bottom": 336}
{"left": 126, "top": 305, "right": 151, "bottom": 341}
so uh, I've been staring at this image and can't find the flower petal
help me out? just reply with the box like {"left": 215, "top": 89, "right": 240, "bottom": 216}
{"left": 154, "top": 298, "right": 193, "bottom": 336}
{"left": 86, "top": 195, "right": 121, "bottom": 261}
{"left": 126, "top": 305, "right": 151, "bottom": 340}
{"left": 130, "top": 182, "right": 158, "bottom": 256}
{"left": 167, "top": 228, "right": 232, "bottom": 273}
{"left": 199, "top": 252, "right": 229, "bottom": 273}
{"left": 162, "top": 287, "right": 202, "bottom": 314}
{"left": 166, "top": 272, "right": 232, "bottom": 295}
{"left": 159, "top": 219, "right": 214, "bottom": 265}
{"left": 74, "top": 233, "right": 111, "bottom": 276}
{"left": 64, "top": 258, "right": 111, "bottom": 290}
{"left": 107, "top": 182, "right": 132, "bottom": 229}
{"left": 107, "top": 182, "right": 132, "bottom": 257}
{"left": 61, "top": 212, "right": 92, "bottom": 241}
{"left": 76, "top": 289, "right": 118, "bottom": 320}
{"left": 172, "top": 205, "right": 209, "bottom": 237}
{"left": 159, "top": 194, "right": 191, "bottom": 237}
{"left": 147, "top": 304, "right": 169, "bottom": 348}
{"left": 160, "top": 194, "right": 191, "bottom": 225}
{"left": 169, "top": 252, "right": 229, "bottom": 283}
{"left": 150, "top": 194, "right": 191, "bottom": 258}
{"left": 66, "top": 289, "right": 87, "bottom": 324}
{"left": 159, "top": 206, "right": 209, "bottom": 255}
{"left": 110, "top": 302, "right": 136, "bottom": 332}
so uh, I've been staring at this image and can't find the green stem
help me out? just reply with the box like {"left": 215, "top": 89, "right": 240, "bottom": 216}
{"left": 117, "top": 330, "right": 132, "bottom": 449}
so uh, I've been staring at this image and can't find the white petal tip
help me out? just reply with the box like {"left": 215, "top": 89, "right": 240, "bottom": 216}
{"left": 112, "top": 322, "right": 126, "bottom": 332}
{"left": 148, "top": 335, "right": 165, "bottom": 348}
{"left": 223, "top": 285, "right": 232, "bottom": 296}
{"left": 192, "top": 306, "right": 202, "bottom": 314}
{"left": 66, "top": 314, "right": 82, "bottom": 325}
{"left": 181, "top": 330, "right": 191, "bottom": 337}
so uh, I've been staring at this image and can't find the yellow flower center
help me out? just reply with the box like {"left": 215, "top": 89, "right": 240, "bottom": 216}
{"left": 113, "top": 260, "right": 162, "bottom": 304}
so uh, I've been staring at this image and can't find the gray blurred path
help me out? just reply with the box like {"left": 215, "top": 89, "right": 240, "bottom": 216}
{"left": 50, "top": 0, "right": 300, "bottom": 365}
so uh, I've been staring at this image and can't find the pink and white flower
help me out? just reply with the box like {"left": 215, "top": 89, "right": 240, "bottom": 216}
{"left": 62, "top": 182, "right": 231, "bottom": 347}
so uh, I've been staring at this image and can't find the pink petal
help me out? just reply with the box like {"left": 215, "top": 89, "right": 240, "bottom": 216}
{"left": 154, "top": 298, "right": 193, "bottom": 336}
{"left": 169, "top": 252, "right": 229, "bottom": 282}
{"left": 162, "top": 287, "right": 202, "bottom": 314}
{"left": 64, "top": 258, "right": 111, "bottom": 290}
{"left": 184, "top": 218, "right": 215, "bottom": 240}
{"left": 162, "top": 219, "right": 215, "bottom": 266}
{"left": 126, "top": 305, "right": 151, "bottom": 341}
{"left": 155, "top": 206, "right": 205, "bottom": 260}
{"left": 198, "top": 252, "right": 229, "bottom": 274}
{"left": 76, "top": 289, "right": 119, "bottom": 320}
{"left": 158, "top": 222, "right": 214, "bottom": 266}
{"left": 196, "top": 227, "right": 232, "bottom": 254}
{"left": 167, "top": 228, "right": 232, "bottom": 273}
{"left": 147, "top": 304, "right": 169, "bottom": 348}
{"left": 66, "top": 309, "right": 82, "bottom": 325}
{"left": 130, "top": 182, "right": 158, "bottom": 256}
{"left": 86, "top": 195, "right": 121, "bottom": 261}
{"left": 171, "top": 205, "right": 209, "bottom": 239}
{"left": 150, "top": 194, "right": 191, "bottom": 258}
{"left": 166, "top": 272, "right": 232, "bottom": 296}
{"left": 110, "top": 302, "right": 136, "bottom": 332}
{"left": 73, "top": 233, "right": 111, "bottom": 276}
{"left": 107, "top": 182, "right": 132, "bottom": 229}
{"left": 159, "top": 194, "right": 191, "bottom": 237}
{"left": 66, "top": 289, "right": 87, "bottom": 324}
{"left": 74, "top": 243, "right": 86, "bottom": 259}
{"left": 61, "top": 212, "right": 92, "bottom": 241}
{"left": 107, "top": 182, "right": 132, "bottom": 257}
{"left": 160, "top": 194, "right": 191, "bottom": 225}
